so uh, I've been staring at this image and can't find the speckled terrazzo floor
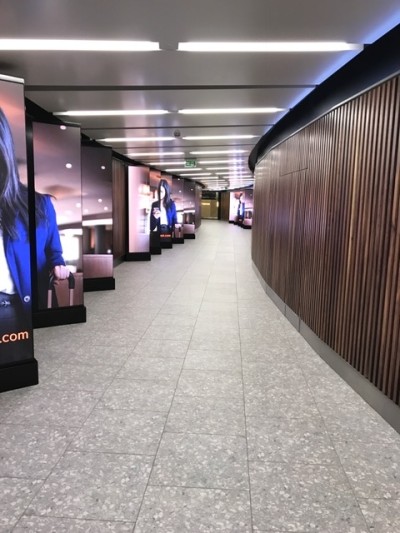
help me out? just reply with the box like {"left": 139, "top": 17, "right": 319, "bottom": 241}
{"left": 1, "top": 220, "right": 400, "bottom": 532}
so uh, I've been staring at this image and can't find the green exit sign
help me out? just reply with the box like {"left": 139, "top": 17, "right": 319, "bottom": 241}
{"left": 185, "top": 159, "right": 197, "bottom": 168}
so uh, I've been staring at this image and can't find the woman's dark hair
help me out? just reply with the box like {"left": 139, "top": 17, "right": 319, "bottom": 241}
{"left": 0, "top": 107, "right": 45, "bottom": 239}
{"left": 158, "top": 178, "right": 173, "bottom": 208}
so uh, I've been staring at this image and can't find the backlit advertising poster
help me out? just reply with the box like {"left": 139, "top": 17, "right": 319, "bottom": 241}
{"left": 32, "top": 122, "right": 84, "bottom": 309}
{"left": 149, "top": 170, "right": 162, "bottom": 253}
{"left": 127, "top": 166, "right": 151, "bottom": 260}
{"left": 0, "top": 75, "right": 34, "bottom": 366}
{"left": 243, "top": 189, "right": 254, "bottom": 228}
{"left": 171, "top": 176, "right": 184, "bottom": 243}
{"left": 150, "top": 171, "right": 176, "bottom": 250}
{"left": 229, "top": 189, "right": 253, "bottom": 227}
{"left": 182, "top": 180, "right": 196, "bottom": 238}
{"left": 81, "top": 145, "right": 114, "bottom": 281}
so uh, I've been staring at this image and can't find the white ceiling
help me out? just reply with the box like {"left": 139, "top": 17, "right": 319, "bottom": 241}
{"left": 0, "top": 0, "right": 399, "bottom": 189}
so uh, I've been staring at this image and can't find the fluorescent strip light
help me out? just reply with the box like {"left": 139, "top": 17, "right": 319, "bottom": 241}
{"left": 198, "top": 159, "right": 244, "bottom": 164}
{"left": 127, "top": 151, "right": 185, "bottom": 157}
{"left": 54, "top": 109, "right": 169, "bottom": 117}
{"left": 97, "top": 137, "right": 174, "bottom": 142}
{"left": 178, "top": 41, "right": 363, "bottom": 52}
{"left": 0, "top": 39, "right": 160, "bottom": 51}
{"left": 180, "top": 107, "right": 283, "bottom": 114}
{"left": 148, "top": 161, "right": 185, "bottom": 166}
{"left": 205, "top": 167, "right": 232, "bottom": 171}
{"left": 165, "top": 168, "right": 204, "bottom": 172}
{"left": 183, "top": 135, "right": 257, "bottom": 140}
{"left": 190, "top": 150, "right": 247, "bottom": 155}
{"left": 180, "top": 173, "right": 212, "bottom": 177}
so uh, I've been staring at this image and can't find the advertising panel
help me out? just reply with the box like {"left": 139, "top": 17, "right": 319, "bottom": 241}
{"left": 0, "top": 76, "right": 34, "bottom": 366}
{"left": 171, "top": 176, "right": 184, "bottom": 242}
{"left": 150, "top": 171, "right": 176, "bottom": 250}
{"left": 81, "top": 145, "right": 114, "bottom": 281}
{"left": 182, "top": 180, "right": 196, "bottom": 237}
{"left": 229, "top": 190, "right": 245, "bottom": 224}
{"left": 32, "top": 122, "right": 84, "bottom": 309}
{"left": 127, "top": 166, "right": 151, "bottom": 259}
{"left": 243, "top": 189, "right": 254, "bottom": 228}
{"left": 229, "top": 189, "right": 253, "bottom": 227}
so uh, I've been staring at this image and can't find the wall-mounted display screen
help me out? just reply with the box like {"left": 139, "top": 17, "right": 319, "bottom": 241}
{"left": 229, "top": 189, "right": 253, "bottom": 227}
{"left": 242, "top": 189, "right": 254, "bottom": 228}
{"left": 183, "top": 180, "right": 196, "bottom": 236}
{"left": 0, "top": 76, "right": 34, "bottom": 365}
{"left": 171, "top": 176, "right": 184, "bottom": 242}
{"left": 127, "top": 166, "right": 151, "bottom": 257}
{"left": 81, "top": 145, "right": 113, "bottom": 279}
{"left": 32, "top": 122, "right": 84, "bottom": 309}
{"left": 149, "top": 172, "right": 176, "bottom": 249}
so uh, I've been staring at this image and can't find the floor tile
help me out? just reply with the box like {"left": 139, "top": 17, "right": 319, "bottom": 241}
{"left": 62, "top": 344, "right": 132, "bottom": 368}
{"left": 359, "top": 498, "right": 400, "bottom": 533}
{"left": 244, "top": 383, "right": 319, "bottom": 419}
{"left": 183, "top": 348, "right": 242, "bottom": 372}
{"left": 117, "top": 356, "right": 183, "bottom": 382}
{"left": 7, "top": 388, "right": 101, "bottom": 427}
{"left": 166, "top": 395, "right": 245, "bottom": 436}
{"left": 135, "top": 486, "right": 252, "bottom": 533}
{"left": 0, "top": 424, "right": 77, "bottom": 479}
{"left": 0, "top": 478, "right": 43, "bottom": 531}
{"left": 140, "top": 325, "right": 194, "bottom": 342}
{"left": 246, "top": 416, "right": 338, "bottom": 465}
{"left": 26, "top": 452, "right": 152, "bottom": 522}
{"left": 150, "top": 433, "right": 249, "bottom": 490}
{"left": 13, "top": 516, "right": 134, "bottom": 532}
{"left": 100, "top": 379, "right": 176, "bottom": 413}
{"left": 42, "top": 363, "right": 118, "bottom": 392}
{"left": 133, "top": 339, "right": 189, "bottom": 359}
{"left": 249, "top": 461, "right": 369, "bottom": 532}
{"left": 334, "top": 440, "right": 400, "bottom": 499}
{"left": 176, "top": 370, "right": 243, "bottom": 399}
{"left": 69, "top": 408, "right": 166, "bottom": 455}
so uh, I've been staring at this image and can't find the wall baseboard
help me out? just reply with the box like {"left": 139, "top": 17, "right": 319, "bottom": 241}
{"left": 253, "top": 262, "right": 400, "bottom": 435}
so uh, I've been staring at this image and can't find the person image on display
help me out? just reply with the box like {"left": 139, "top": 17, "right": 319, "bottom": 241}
{"left": 150, "top": 178, "right": 177, "bottom": 236}
{"left": 0, "top": 107, "right": 69, "bottom": 362}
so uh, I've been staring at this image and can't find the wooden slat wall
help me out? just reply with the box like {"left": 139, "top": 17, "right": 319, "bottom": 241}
{"left": 253, "top": 74, "right": 400, "bottom": 406}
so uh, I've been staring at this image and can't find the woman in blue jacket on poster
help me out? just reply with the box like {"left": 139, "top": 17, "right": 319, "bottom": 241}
{"left": 150, "top": 178, "right": 177, "bottom": 236}
{"left": 0, "top": 107, "right": 68, "bottom": 361}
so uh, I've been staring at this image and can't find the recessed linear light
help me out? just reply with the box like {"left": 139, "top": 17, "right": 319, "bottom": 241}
{"left": 198, "top": 160, "right": 244, "bottom": 164}
{"left": 205, "top": 167, "right": 232, "bottom": 171}
{"left": 148, "top": 161, "right": 185, "bottom": 166}
{"left": 190, "top": 150, "right": 247, "bottom": 155}
{"left": 178, "top": 41, "right": 363, "bottom": 52}
{"left": 165, "top": 168, "right": 204, "bottom": 172}
{"left": 183, "top": 135, "right": 257, "bottom": 140}
{"left": 127, "top": 151, "right": 185, "bottom": 157}
{"left": 0, "top": 39, "right": 160, "bottom": 51}
{"left": 179, "top": 173, "right": 212, "bottom": 177}
{"left": 97, "top": 137, "right": 175, "bottom": 142}
{"left": 54, "top": 109, "right": 169, "bottom": 117}
{"left": 179, "top": 107, "right": 283, "bottom": 114}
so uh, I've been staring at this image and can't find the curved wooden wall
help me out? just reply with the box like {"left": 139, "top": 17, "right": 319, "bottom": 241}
{"left": 253, "top": 74, "right": 400, "bottom": 405}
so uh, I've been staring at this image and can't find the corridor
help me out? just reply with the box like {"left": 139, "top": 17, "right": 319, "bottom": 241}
{"left": 1, "top": 220, "right": 400, "bottom": 532}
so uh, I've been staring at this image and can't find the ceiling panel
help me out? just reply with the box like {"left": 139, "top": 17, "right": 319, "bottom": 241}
{"left": 0, "top": 0, "right": 398, "bottom": 189}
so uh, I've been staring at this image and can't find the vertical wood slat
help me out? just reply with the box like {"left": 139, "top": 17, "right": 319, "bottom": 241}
{"left": 252, "top": 74, "right": 400, "bottom": 408}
